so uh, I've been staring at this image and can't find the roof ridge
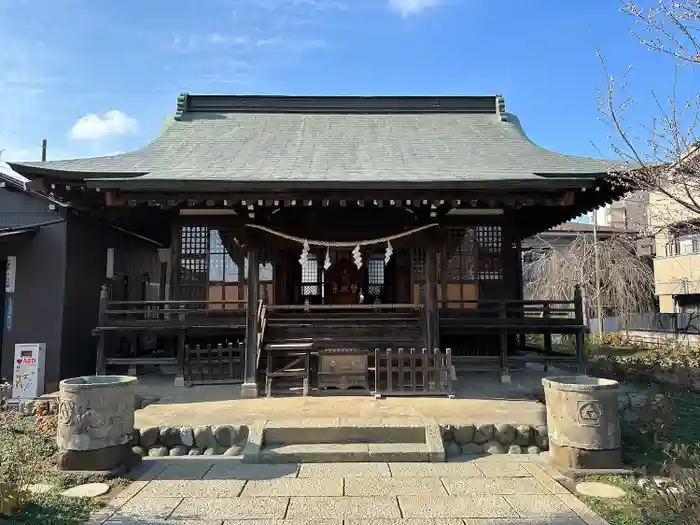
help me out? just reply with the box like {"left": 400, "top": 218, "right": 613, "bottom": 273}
{"left": 496, "top": 94, "right": 508, "bottom": 122}
{"left": 173, "top": 93, "right": 501, "bottom": 117}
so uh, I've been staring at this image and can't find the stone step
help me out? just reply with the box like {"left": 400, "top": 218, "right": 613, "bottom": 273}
{"left": 241, "top": 418, "right": 445, "bottom": 464}
{"left": 264, "top": 424, "right": 425, "bottom": 445}
{"left": 257, "top": 442, "right": 431, "bottom": 463}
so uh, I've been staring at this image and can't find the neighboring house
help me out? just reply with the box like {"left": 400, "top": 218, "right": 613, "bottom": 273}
{"left": 588, "top": 191, "right": 649, "bottom": 232}
{"left": 522, "top": 221, "right": 626, "bottom": 257}
{"left": 649, "top": 145, "right": 700, "bottom": 313}
{"left": 0, "top": 163, "right": 162, "bottom": 393}
{"left": 521, "top": 221, "right": 630, "bottom": 296}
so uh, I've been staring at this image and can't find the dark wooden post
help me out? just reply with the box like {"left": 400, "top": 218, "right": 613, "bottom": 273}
{"left": 499, "top": 300, "right": 510, "bottom": 382}
{"left": 574, "top": 285, "right": 586, "bottom": 372}
{"left": 543, "top": 302, "right": 552, "bottom": 372}
{"left": 424, "top": 243, "right": 438, "bottom": 352}
{"left": 95, "top": 284, "right": 108, "bottom": 375}
{"left": 243, "top": 246, "right": 260, "bottom": 397}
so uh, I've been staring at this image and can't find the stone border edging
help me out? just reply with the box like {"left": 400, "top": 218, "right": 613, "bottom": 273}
{"left": 131, "top": 424, "right": 249, "bottom": 457}
{"left": 441, "top": 423, "right": 549, "bottom": 457}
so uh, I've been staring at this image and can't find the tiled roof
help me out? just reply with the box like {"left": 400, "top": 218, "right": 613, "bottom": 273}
{"left": 10, "top": 94, "right": 616, "bottom": 187}
{"left": 550, "top": 222, "right": 629, "bottom": 234}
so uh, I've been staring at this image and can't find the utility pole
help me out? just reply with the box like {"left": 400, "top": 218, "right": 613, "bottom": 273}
{"left": 41, "top": 139, "right": 47, "bottom": 161}
{"left": 592, "top": 208, "right": 604, "bottom": 334}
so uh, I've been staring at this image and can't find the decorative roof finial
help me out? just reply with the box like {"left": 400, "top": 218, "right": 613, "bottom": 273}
{"left": 495, "top": 94, "right": 508, "bottom": 122}
{"left": 175, "top": 92, "right": 189, "bottom": 121}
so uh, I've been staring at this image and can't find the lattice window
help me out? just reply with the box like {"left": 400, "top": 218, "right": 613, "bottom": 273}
{"left": 367, "top": 254, "right": 385, "bottom": 296}
{"left": 476, "top": 225, "right": 503, "bottom": 280}
{"left": 445, "top": 227, "right": 476, "bottom": 281}
{"left": 179, "top": 226, "right": 209, "bottom": 283}
{"left": 209, "top": 229, "right": 239, "bottom": 283}
{"left": 411, "top": 248, "right": 426, "bottom": 282}
{"left": 301, "top": 254, "right": 320, "bottom": 295}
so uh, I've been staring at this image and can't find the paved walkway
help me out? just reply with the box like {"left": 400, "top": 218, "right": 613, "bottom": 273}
{"left": 90, "top": 457, "right": 608, "bottom": 525}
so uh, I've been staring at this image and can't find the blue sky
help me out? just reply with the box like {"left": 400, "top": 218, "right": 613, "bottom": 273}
{"left": 0, "top": 0, "right": 695, "bottom": 163}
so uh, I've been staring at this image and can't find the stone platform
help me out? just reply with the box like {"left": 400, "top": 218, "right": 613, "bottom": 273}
{"left": 133, "top": 370, "right": 549, "bottom": 429}
{"left": 129, "top": 371, "right": 555, "bottom": 463}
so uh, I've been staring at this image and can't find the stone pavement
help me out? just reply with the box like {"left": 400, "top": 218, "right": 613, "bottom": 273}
{"left": 89, "top": 457, "right": 608, "bottom": 525}
{"left": 134, "top": 371, "right": 550, "bottom": 429}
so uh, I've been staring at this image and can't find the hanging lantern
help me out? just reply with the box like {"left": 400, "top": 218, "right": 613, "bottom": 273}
{"left": 323, "top": 246, "right": 331, "bottom": 270}
{"left": 384, "top": 240, "right": 393, "bottom": 265}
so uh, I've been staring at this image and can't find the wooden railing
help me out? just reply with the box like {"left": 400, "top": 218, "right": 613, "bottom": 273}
{"left": 94, "top": 284, "right": 248, "bottom": 375}
{"left": 99, "top": 299, "right": 247, "bottom": 327}
{"left": 438, "top": 299, "right": 581, "bottom": 324}
{"left": 266, "top": 303, "right": 423, "bottom": 312}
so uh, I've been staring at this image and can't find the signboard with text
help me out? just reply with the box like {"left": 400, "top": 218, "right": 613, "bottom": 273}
{"left": 12, "top": 343, "right": 46, "bottom": 399}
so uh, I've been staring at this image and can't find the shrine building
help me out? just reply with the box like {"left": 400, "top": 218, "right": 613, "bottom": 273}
{"left": 6, "top": 93, "right": 624, "bottom": 397}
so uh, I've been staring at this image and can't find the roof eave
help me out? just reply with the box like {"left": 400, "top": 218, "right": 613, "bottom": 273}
{"left": 83, "top": 175, "right": 608, "bottom": 192}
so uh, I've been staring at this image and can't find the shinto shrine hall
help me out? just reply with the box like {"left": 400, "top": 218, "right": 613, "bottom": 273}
{"left": 6, "top": 93, "right": 623, "bottom": 397}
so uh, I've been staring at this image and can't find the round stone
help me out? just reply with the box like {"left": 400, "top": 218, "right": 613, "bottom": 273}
{"left": 203, "top": 447, "right": 221, "bottom": 456}
{"left": 452, "top": 424, "right": 476, "bottom": 445}
{"left": 169, "top": 445, "right": 188, "bottom": 457}
{"left": 27, "top": 483, "right": 53, "bottom": 495}
{"left": 575, "top": 481, "right": 626, "bottom": 499}
{"left": 159, "top": 427, "right": 183, "bottom": 447}
{"left": 445, "top": 442, "right": 461, "bottom": 458}
{"left": 515, "top": 425, "right": 533, "bottom": 446}
{"left": 213, "top": 425, "right": 236, "bottom": 448}
{"left": 485, "top": 441, "right": 505, "bottom": 454}
{"left": 132, "top": 446, "right": 147, "bottom": 457}
{"left": 139, "top": 427, "right": 159, "bottom": 449}
{"left": 461, "top": 442, "right": 484, "bottom": 455}
{"left": 495, "top": 423, "right": 516, "bottom": 445}
{"left": 224, "top": 445, "right": 243, "bottom": 457}
{"left": 534, "top": 425, "right": 548, "bottom": 448}
{"left": 61, "top": 483, "right": 110, "bottom": 498}
{"left": 180, "top": 427, "right": 195, "bottom": 447}
{"left": 473, "top": 424, "right": 494, "bottom": 444}
{"left": 526, "top": 445, "right": 541, "bottom": 454}
{"left": 507, "top": 445, "right": 522, "bottom": 454}
{"left": 194, "top": 426, "right": 216, "bottom": 449}
{"left": 188, "top": 448, "right": 203, "bottom": 456}
{"left": 148, "top": 446, "right": 169, "bottom": 457}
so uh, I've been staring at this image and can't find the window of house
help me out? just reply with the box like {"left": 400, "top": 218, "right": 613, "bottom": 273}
{"left": 208, "top": 229, "right": 239, "bottom": 283}
{"left": 367, "top": 254, "right": 385, "bottom": 296}
{"left": 667, "top": 232, "right": 700, "bottom": 256}
{"left": 301, "top": 254, "right": 320, "bottom": 295}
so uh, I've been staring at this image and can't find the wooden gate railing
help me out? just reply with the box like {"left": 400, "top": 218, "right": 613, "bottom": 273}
{"left": 184, "top": 342, "right": 244, "bottom": 385}
{"left": 372, "top": 347, "right": 454, "bottom": 398}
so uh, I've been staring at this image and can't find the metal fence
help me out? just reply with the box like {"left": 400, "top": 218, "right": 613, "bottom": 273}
{"left": 588, "top": 312, "right": 700, "bottom": 334}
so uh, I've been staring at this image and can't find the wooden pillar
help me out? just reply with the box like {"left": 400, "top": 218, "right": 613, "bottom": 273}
{"left": 543, "top": 303, "right": 552, "bottom": 373}
{"left": 242, "top": 245, "right": 260, "bottom": 397}
{"left": 95, "top": 284, "right": 108, "bottom": 375}
{"left": 425, "top": 241, "right": 438, "bottom": 352}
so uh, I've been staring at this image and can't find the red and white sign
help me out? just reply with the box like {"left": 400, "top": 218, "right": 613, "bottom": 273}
{"left": 12, "top": 343, "right": 46, "bottom": 400}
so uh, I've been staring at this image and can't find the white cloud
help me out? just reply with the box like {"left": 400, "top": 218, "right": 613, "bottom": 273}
{"left": 70, "top": 110, "right": 138, "bottom": 141}
{"left": 388, "top": 0, "right": 439, "bottom": 16}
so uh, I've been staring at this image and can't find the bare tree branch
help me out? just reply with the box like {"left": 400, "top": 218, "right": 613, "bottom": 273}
{"left": 599, "top": 1, "right": 700, "bottom": 235}
{"left": 523, "top": 234, "right": 655, "bottom": 323}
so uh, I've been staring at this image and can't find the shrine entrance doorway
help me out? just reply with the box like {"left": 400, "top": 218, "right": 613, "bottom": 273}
{"left": 324, "top": 257, "right": 361, "bottom": 305}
